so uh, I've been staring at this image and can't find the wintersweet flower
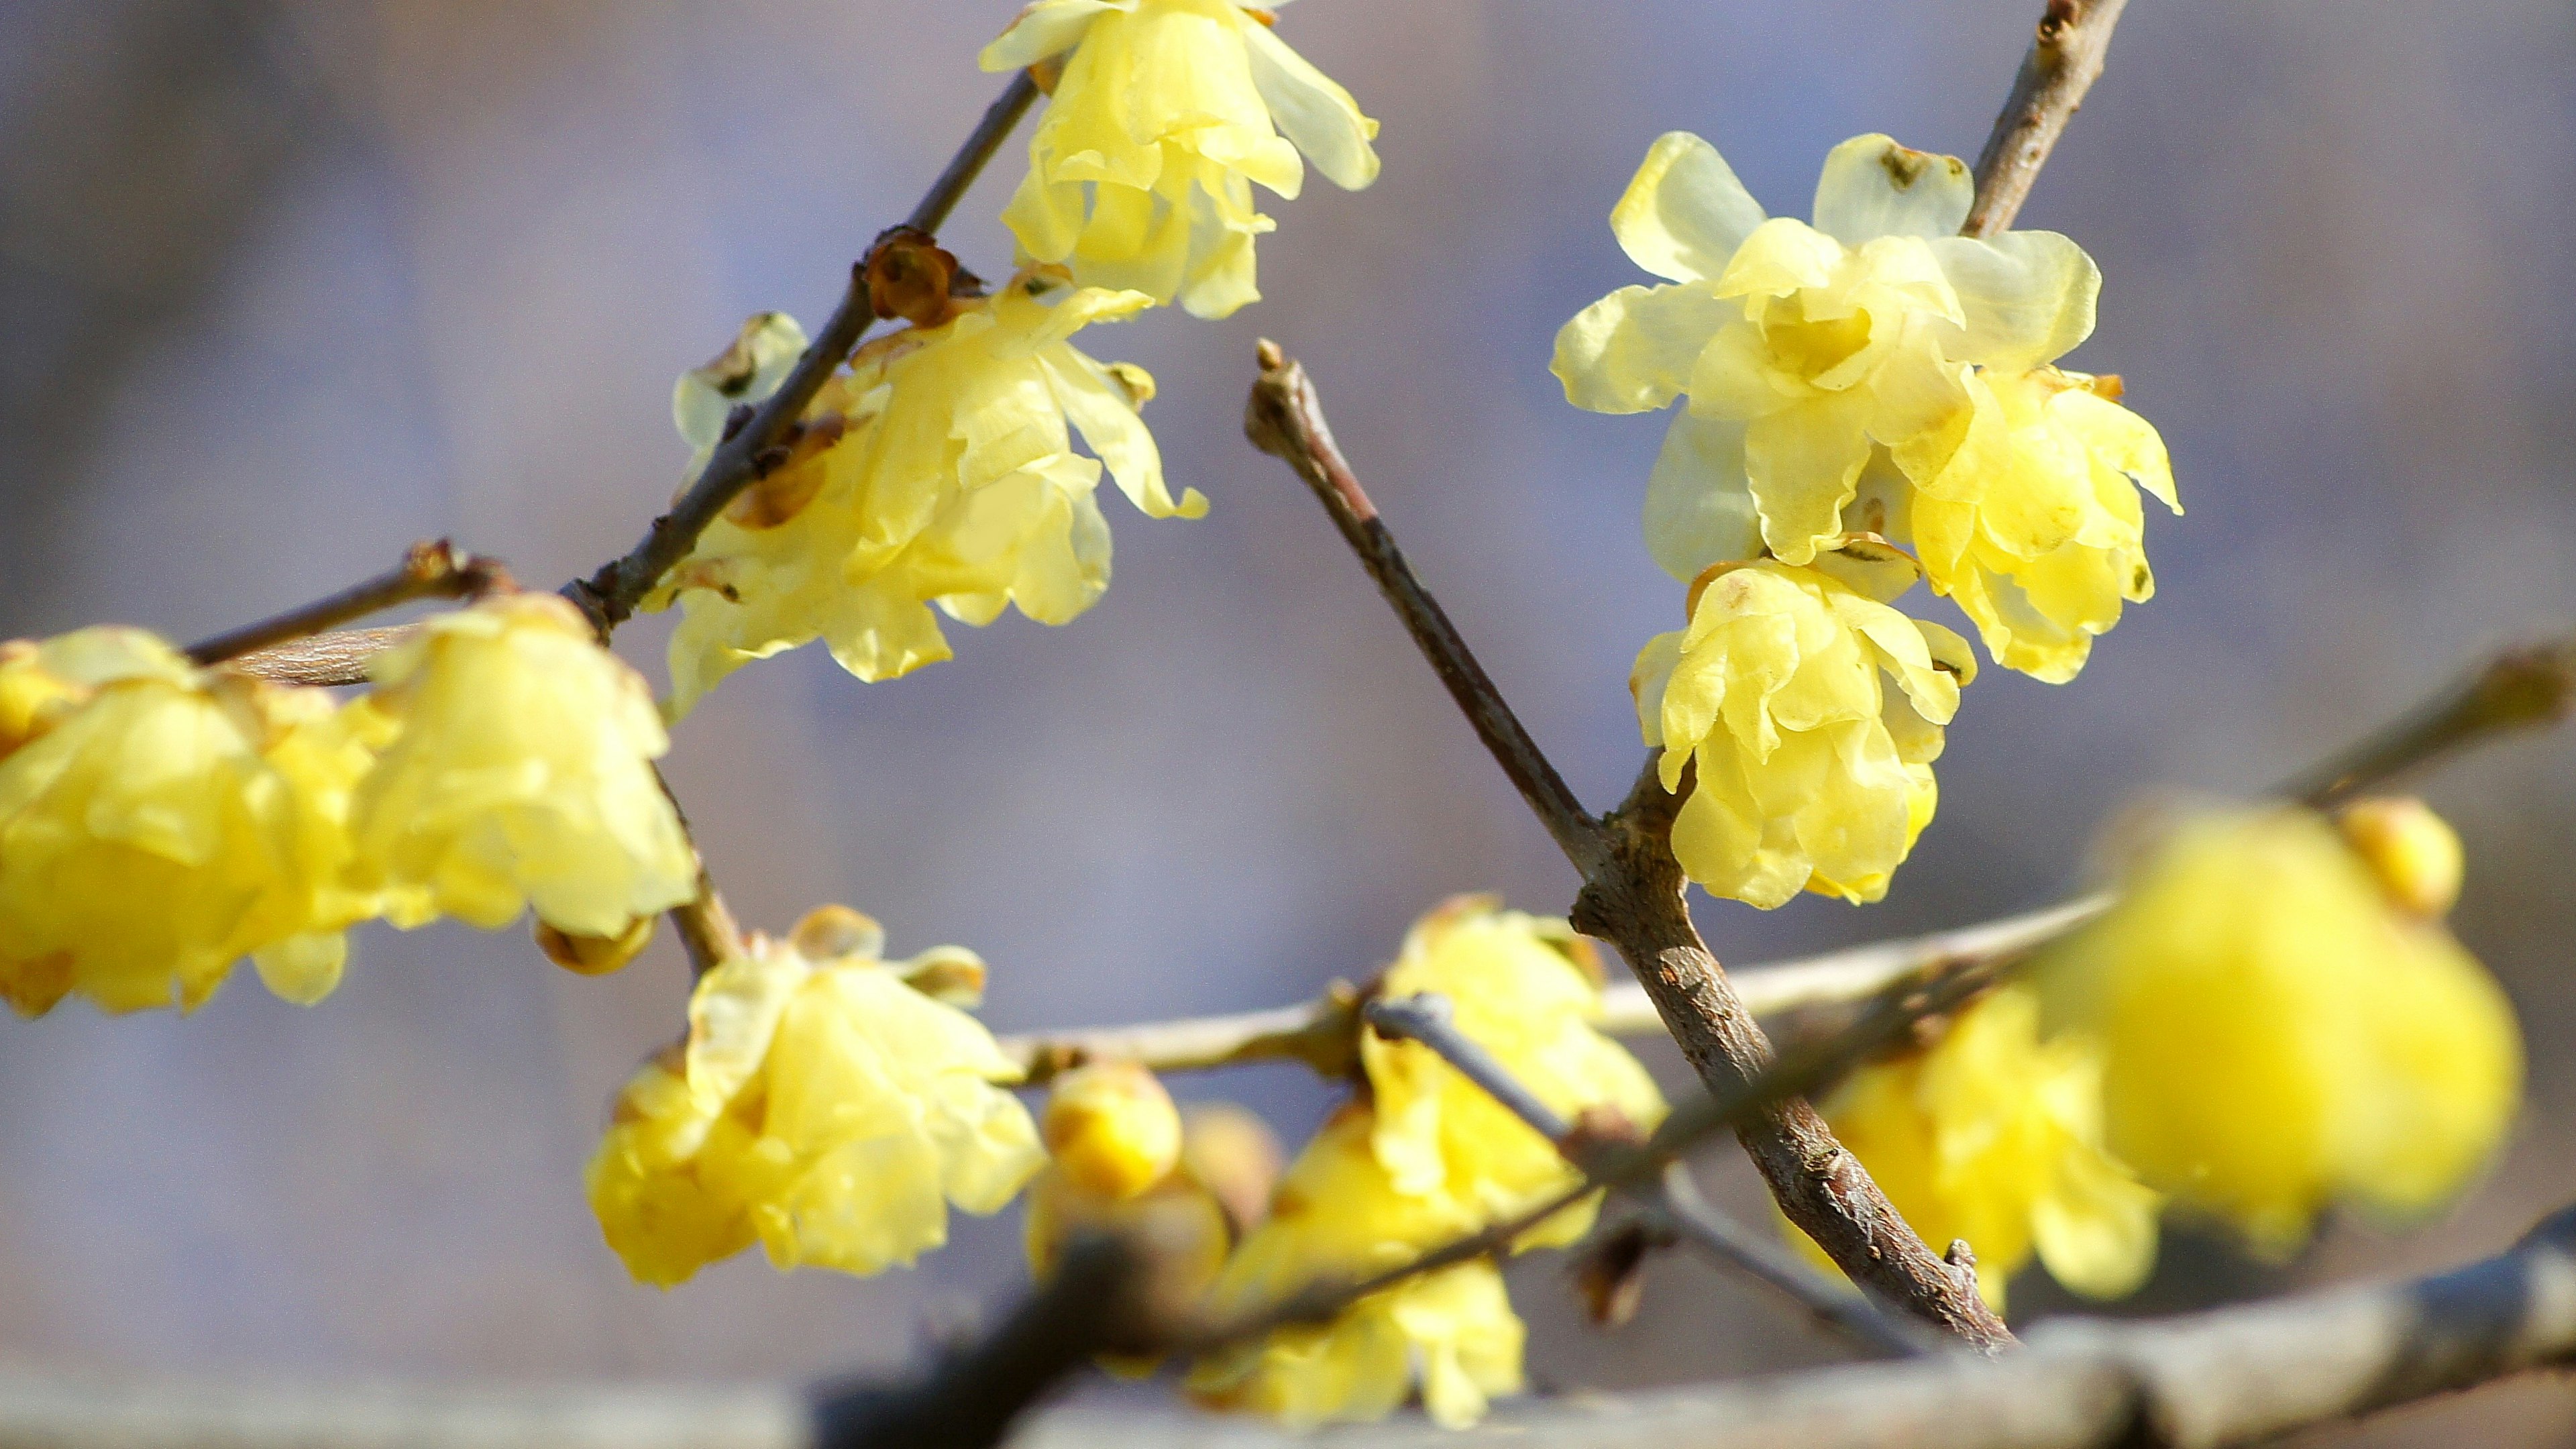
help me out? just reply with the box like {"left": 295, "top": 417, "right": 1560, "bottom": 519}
{"left": 1892, "top": 366, "right": 2178, "bottom": 682}
{"left": 980, "top": 0, "right": 1380, "bottom": 318}
{"left": 586, "top": 905, "right": 1043, "bottom": 1287}
{"left": 2037, "top": 802, "right": 2522, "bottom": 1256}
{"left": 1630, "top": 541, "right": 1974, "bottom": 908}
{"left": 1023, "top": 1063, "right": 1233, "bottom": 1377}
{"left": 1809, "top": 984, "right": 2159, "bottom": 1311}
{"left": 1187, "top": 1106, "right": 1523, "bottom": 1430}
{"left": 651, "top": 272, "right": 1203, "bottom": 716}
{"left": 0, "top": 629, "right": 378, "bottom": 1016}
{"left": 1554, "top": 131, "right": 2098, "bottom": 574}
{"left": 1361, "top": 896, "right": 1666, "bottom": 1247}
{"left": 345, "top": 593, "right": 694, "bottom": 939}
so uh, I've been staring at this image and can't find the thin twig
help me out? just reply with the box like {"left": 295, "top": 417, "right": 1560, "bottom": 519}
{"left": 2286, "top": 636, "right": 2576, "bottom": 809}
{"left": 566, "top": 72, "right": 1040, "bottom": 637}
{"left": 1963, "top": 0, "right": 2133, "bottom": 237}
{"left": 225, "top": 625, "right": 421, "bottom": 688}
{"left": 649, "top": 765, "right": 747, "bottom": 978}
{"left": 1244, "top": 341, "right": 2015, "bottom": 1350}
{"left": 998, "top": 896, "right": 2108, "bottom": 1081}
{"left": 1363, "top": 994, "right": 1934, "bottom": 1360}
{"left": 185, "top": 539, "right": 506, "bottom": 668}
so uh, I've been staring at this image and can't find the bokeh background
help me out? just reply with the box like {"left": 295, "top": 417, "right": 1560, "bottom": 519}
{"left": 4, "top": 1, "right": 2574, "bottom": 1443}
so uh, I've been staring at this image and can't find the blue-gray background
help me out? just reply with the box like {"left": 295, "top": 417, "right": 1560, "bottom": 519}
{"left": 3, "top": 3, "right": 2572, "bottom": 1443}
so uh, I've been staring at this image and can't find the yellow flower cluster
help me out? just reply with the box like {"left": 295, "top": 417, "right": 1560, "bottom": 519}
{"left": 981, "top": 0, "right": 1380, "bottom": 319}
{"left": 0, "top": 630, "right": 373, "bottom": 1015}
{"left": 0, "top": 597, "right": 689, "bottom": 1017}
{"left": 1555, "top": 131, "right": 2178, "bottom": 683}
{"left": 350, "top": 594, "right": 697, "bottom": 936}
{"left": 586, "top": 905, "right": 1043, "bottom": 1286}
{"left": 1629, "top": 545, "right": 1974, "bottom": 907}
{"left": 1189, "top": 898, "right": 1664, "bottom": 1428}
{"left": 1360, "top": 896, "right": 1667, "bottom": 1243}
{"left": 1185, "top": 1107, "right": 1523, "bottom": 1430}
{"left": 2037, "top": 802, "right": 2520, "bottom": 1256}
{"left": 650, "top": 272, "right": 1205, "bottom": 716}
{"left": 1812, "top": 984, "right": 2159, "bottom": 1311}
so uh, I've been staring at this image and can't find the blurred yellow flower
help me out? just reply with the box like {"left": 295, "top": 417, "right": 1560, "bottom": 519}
{"left": 0, "top": 629, "right": 378, "bottom": 1016}
{"left": 981, "top": 0, "right": 1379, "bottom": 318}
{"left": 652, "top": 274, "right": 1205, "bottom": 716}
{"left": 1892, "top": 367, "right": 2178, "bottom": 683}
{"left": 2038, "top": 804, "right": 2522, "bottom": 1256}
{"left": 1187, "top": 1106, "right": 1523, "bottom": 1430}
{"left": 1809, "top": 984, "right": 2158, "bottom": 1312}
{"left": 1631, "top": 545, "right": 1974, "bottom": 908}
{"left": 1023, "top": 1063, "right": 1233, "bottom": 1379}
{"left": 586, "top": 905, "right": 1044, "bottom": 1287}
{"left": 347, "top": 593, "right": 694, "bottom": 939}
{"left": 1362, "top": 896, "right": 1666, "bottom": 1248}
{"left": 1554, "top": 131, "right": 2098, "bottom": 574}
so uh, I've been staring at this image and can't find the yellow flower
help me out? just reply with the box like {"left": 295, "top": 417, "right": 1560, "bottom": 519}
{"left": 1187, "top": 1106, "right": 1523, "bottom": 1430}
{"left": 1023, "top": 1063, "right": 1233, "bottom": 1379}
{"left": 0, "top": 629, "right": 378, "bottom": 1016}
{"left": 1891, "top": 367, "right": 2178, "bottom": 682}
{"left": 346, "top": 593, "right": 694, "bottom": 938}
{"left": 652, "top": 274, "right": 1205, "bottom": 716}
{"left": 585, "top": 905, "right": 1044, "bottom": 1287}
{"left": 1554, "top": 132, "right": 2098, "bottom": 574}
{"left": 2037, "top": 804, "right": 2522, "bottom": 1256}
{"left": 1362, "top": 896, "right": 1666, "bottom": 1248}
{"left": 1631, "top": 544, "right": 1974, "bottom": 908}
{"left": 981, "top": 0, "right": 1380, "bottom": 319}
{"left": 1807, "top": 984, "right": 2158, "bottom": 1312}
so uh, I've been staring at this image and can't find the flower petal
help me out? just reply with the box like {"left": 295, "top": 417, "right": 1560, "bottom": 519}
{"left": 1743, "top": 394, "right": 1873, "bottom": 563}
{"left": 1811, "top": 134, "right": 1973, "bottom": 244}
{"left": 1240, "top": 17, "right": 1380, "bottom": 191}
{"left": 1643, "top": 411, "right": 1761, "bottom": 582}
{"left": 1552, "top": 283, "right": 1730, "bottom": 415}
{"left": 979, "top": 0, "right": 1131, "bottom": 71}
{"left": 1926, "top": 232, "right": 2100, "bottom": 370}
{"left": 1609, "top": 131, "right": 1768, "bottom": 284}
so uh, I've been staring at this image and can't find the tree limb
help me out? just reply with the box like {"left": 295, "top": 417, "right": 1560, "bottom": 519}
{"left": 1963, "top": 0, "right": 2133, "bottom": 237}
{"left": 187, "top": 539, "right": 506, "bottom": 669}
{"left": 1243, "top": 343, "right": 2015, "bottom": 1350}
{"left": 2288, "top": 637, "right": 2576, "bottom": 810}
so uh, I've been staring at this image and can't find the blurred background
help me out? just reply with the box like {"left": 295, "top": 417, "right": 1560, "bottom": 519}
{"left": 3, "top": 1, "right": 2573, "bottom": 1442}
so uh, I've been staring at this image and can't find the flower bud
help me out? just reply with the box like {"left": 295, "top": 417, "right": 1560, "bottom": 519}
{"left": 1180, "top": 1102, "right": 1284, "bottom": 1235}
{"left": 535, "top": 915, "right": 656, "bottom": 976}
{"left": 2339, "top": 796, "right": 2465, "bottom": 918}
{"left": 1044, "top": 1061, "right": 1183, "bottom": 1201}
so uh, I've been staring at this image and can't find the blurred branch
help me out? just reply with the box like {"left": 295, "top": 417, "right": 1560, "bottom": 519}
{"left": 11, "top": 1200, "right": 2575, "bottom": 1449}
{"left": 2286, "top": 635, "right": 2576, "bottom": 809}
{"left": 1363, "top": 993, "right": 1935, "bottom": 1360}
{"left": 566, "top": 71, "right": 1040, "bottom": 638}
{"left": 998, "top": 897, "right": 2108, "bottom": 1082}
{"left": 1244, "top": 341, "right": 2014, "bottom": 1351}
{"left": 187, "top": 539, "right": 506, "bottom": 668}
{"left": 222, "top": 625, "right": 417, "bottom": 688}
{"left": 1964, "top": 0, "right": 2132, "bottom": 236}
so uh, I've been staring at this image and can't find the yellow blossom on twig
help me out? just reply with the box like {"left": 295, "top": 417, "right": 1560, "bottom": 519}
{"left": 585, "top": 905, "right": 1043, "bottom": 1287}
{"left": 2037, "top": 803, "right": 2522, "bottom": 1256}
{"left": 1630, "top": 543, "right": 1974, "bottom": 907}
{"left": 0, "top": 629, "right": 380, "bottom": 1015}
{"left": 1807, "top": 983, "right": 2159, "bottom": 1312}
{"left": 980, "top": 0, "right": 1379, "bottom": 319}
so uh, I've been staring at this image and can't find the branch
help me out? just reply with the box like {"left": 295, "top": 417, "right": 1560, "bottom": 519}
{"left": 1363, "top": 994, "right": 1935, "bottom": 1360}
{"left": 1244, "top": 342, "right": 2014, "bottom": 1351}
{"left": 567, "top": 71, "right": 1041, "bottom": 637}
{"left": 11, "top": 1205, "right": 2575, "bottom": 1449}
{"left": 997, "top": 896, "right": 2110, "bottom": 1081}
{"left": 2286, "top": 635, "right": 2576, "bottom": 809}
{"left": 186, "top": 540, "right": 507, "bottom": 669}
{"left": 1963, "top": 0, "right": 2133, "bottom": 237}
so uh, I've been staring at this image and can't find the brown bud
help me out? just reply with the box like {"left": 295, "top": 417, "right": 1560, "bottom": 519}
{"left": 1570, "top": 1218, "right": 1670, "bottom": 1328}
{"left": 865, "top": 228, "right": 961, "bottom": 329}
{"left": 537, "top": 915, "right": 657, "bottom": 976}
{"left": 724, "top": 414, "right": 847, "bottom": 529}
